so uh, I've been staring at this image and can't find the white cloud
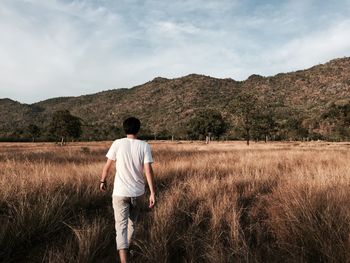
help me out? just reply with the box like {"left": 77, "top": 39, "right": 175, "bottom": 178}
{"left": 0, "top": 0, "right": 349, "bottom": 103}
{"left": 254, "top": 19, "right": 350, "bottom": 77}
{"left": 155, "top": 21, "right": 200, "bottom": 35}
{"left": 0, "top": 0, "right": 128, "bottom": 102}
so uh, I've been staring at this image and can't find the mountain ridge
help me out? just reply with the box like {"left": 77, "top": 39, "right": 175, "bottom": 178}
{"left": 2, "top": 56, "right": 349, "bottom": 105}
{"left": 1, "top": 56, "right": 349, "bottom": 140}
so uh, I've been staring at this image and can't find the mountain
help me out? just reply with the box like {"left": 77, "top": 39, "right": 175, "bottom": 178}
{"left": 1, "top": 57, "right": 349, "bottom": 141}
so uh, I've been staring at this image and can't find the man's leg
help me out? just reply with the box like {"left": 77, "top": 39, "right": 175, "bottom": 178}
{"left": 119, "top": 249, "right": 128, "bottom": 263}
{"left": 128, "top": 196, "right": 142, "bottom": 247}
{"left": 113, "top": 196, "right": 130, "bottom": 263}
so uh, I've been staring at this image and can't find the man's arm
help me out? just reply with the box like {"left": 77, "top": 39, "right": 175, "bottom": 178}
{"left": 100, "top": 159, "right": 114, "bottom": 191}
{"left": 144, "top": 163, "right": 156, "bottom": 208}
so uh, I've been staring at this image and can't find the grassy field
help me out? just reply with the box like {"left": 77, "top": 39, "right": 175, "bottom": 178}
{"left": 0, "top": 141, "right": 349, "bottom": 263}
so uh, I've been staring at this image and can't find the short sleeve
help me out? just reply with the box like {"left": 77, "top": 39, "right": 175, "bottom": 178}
{"left": 106, "top": 141, "right": 117, "bottom": 161}
{"left": 144, "top": 143, "right": 153, "bottom": 164}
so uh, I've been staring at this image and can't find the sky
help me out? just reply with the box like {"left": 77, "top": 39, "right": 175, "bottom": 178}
{"left": 1, "top": 0, "right": 350, "bottom": 104}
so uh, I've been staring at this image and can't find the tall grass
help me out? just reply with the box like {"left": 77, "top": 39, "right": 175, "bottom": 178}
{"left": 0, "top": 141, "right": 349, "bottom": 262}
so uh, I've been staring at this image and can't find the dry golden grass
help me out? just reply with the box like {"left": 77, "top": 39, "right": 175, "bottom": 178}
{"left": 0, "top": 141, "right": 349, "bottom": 263}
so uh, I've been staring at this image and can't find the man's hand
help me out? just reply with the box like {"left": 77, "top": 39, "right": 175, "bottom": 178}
{"left": 100, "top": 181, "right": 107, "bottom": 192}
{"left": 100, "top": 159, "right": 114, "bottom": 192}
{"left": 149, "top": 192, "right": 156, "bottom": 208}
{"left": 144, "top": 163, "right": 156, "bottom": 208}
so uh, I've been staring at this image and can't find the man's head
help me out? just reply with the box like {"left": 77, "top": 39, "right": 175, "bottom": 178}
{"left": 123, "top": 117, "right": 141, "bottom": 135}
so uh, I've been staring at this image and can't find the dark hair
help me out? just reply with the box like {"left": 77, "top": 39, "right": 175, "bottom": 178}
{"left": 123, "top": 117, "right": 141, "bottom": 135}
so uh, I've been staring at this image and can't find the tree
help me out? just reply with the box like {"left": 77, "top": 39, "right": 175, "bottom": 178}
{"left": 187, "top": 109, "right": 227, "bottom": 140}
{"left": 285, "top": 115, "right": 309, "bottom": 140}
{"left": 231, "top": 92, "right": 261, "bottom": 145}
{"left": 321, "top": 99, "right": 350, "bottom": 140}
{"left": 170, "top": 95, "right": 183, "bottom": 141}
{"left": 49, "top": 110, "right": 82, "bottom": 146}
{"left": 253, "top": 103, "right": 279, "bottom": 142}
{"left": 27, "top": 124, "right": 41, "bottom": 142}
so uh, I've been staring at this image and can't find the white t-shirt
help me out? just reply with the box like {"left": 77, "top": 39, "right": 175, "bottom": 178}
{"left": 106, "top": 138, "right": 153, "bottom": 197}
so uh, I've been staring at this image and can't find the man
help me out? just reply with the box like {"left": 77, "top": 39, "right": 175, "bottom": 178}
{"left": 100, "top": 117, "right": 156, "bottom": 263}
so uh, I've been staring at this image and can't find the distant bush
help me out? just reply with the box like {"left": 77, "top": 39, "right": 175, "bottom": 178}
{"left": 80, "top": 147, "right": 91, "bottom": 154}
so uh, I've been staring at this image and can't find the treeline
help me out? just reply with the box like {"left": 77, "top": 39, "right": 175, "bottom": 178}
{"left": 149, "top": 92, "right": 349, "bottom": 143}
{"left": 3, "top": 93, "right": 349, "bottom": 143}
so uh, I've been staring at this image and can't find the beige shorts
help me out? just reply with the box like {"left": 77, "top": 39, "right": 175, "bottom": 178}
{"left": 112, "top": 195, "right": 143, "bottom": 250}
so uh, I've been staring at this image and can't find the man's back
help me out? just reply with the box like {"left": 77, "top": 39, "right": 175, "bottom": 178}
{"left": 106, "top": 138, "right": 153, "bottom": 197}
{"left": 100, "top": 117, "right": 155, "bottom": 263}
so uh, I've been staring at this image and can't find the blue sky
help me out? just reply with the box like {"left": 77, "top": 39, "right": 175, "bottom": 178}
{"left": 1, "top": 0, "right": 350, "bottom": 103}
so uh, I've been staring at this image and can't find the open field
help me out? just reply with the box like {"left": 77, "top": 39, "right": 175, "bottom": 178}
{"left": 0, "top": 141, "right": 349, "bottom": 263}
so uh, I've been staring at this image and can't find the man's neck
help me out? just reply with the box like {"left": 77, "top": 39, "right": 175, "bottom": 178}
{"left": 126, "top": 134, "right": 137, "bottom": 139}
